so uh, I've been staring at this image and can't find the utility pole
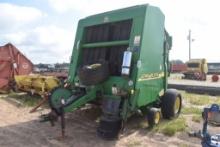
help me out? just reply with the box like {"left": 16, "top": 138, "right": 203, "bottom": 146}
{"left": 188, "top": 30, "right": 191, "bottom": 60}
{"left": 187, "top": 30, "right": 194, "bottom": 60}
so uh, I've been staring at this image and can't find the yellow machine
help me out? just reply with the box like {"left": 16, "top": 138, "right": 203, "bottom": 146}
{"left": 184, "top": 58, "right": 208, "bottom": 81}
{"left": 15, "top": 75, "right": 60, "bottom": 95}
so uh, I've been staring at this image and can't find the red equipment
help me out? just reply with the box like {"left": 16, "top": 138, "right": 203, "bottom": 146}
{"left": 0, "top": 43, "right": 33, "bottom": 92}
{"left": 212, "top": 74, "right": 219, "bottom": 82}
{"left": 171, "top": 64, "right": 187, "bottom": 73}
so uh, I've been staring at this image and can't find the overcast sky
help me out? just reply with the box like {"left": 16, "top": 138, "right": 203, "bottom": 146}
{"left": 0, "top": 0, "right": 219, "bottom": 63}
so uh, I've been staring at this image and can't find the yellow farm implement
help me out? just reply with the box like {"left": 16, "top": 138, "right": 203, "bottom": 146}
{"left": 15, "top": 74, "right": 60, "bottom": 96}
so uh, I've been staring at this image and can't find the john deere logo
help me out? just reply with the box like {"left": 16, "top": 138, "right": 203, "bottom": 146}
{"left": 138, "top": 72, "right": 165, "bottom": 81}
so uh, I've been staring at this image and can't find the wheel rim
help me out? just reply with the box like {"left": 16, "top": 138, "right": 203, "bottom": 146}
{"left": 174, "top": 96, "right": 181, "bottom": 114}
{"left": 49, "top": 87, "right": 72, "bottom": 110}
{"left": 154, "top": 111, "right": 160, "bottom": 124}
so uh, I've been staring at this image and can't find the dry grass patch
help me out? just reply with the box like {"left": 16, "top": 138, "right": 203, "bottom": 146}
{"left": 182, "top": 107, "right": 202, "bottom": 115}
{"left": 212, "top": 96, "right": 220, "bottom": 104}
{"left": 182, "top": 91, "right": 210, "bottom": 105}
{"left": 7, "top": 92, "right": 41, "bottom": 107}
{"left": 153, "top": 116, "right": 187, "bottom": 136}
{"left": 181, "top": 91, "right": 220, "bottom": 106}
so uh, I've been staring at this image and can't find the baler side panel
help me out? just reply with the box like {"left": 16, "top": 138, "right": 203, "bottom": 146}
{"left": 129, "top": 16, "right": 146, "bottom": 82}
{"left": 136, "top": 6, "right": 165, "bottom": 107}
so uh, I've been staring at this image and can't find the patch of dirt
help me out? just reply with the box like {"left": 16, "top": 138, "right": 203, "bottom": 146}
{"left": 0, "top": 97, "right": 218, "bottom": 147}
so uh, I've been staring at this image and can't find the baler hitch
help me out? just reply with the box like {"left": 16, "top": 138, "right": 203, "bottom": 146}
{"left": 40, "top": 98, "right": 66, "bottom": 139}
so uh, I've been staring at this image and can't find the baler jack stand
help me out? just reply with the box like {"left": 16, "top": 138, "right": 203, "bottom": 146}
{"left": 57, "top": 98, "right": 66, "bottom": 140}
{"left": 60, "top": 103, "right": 65, "bottom": 139}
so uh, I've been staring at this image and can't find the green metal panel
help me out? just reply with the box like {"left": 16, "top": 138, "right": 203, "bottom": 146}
{"left": 64, "top": 4, "right": 171, "bottom": 115}
{"left": 68, "top": 21, "right": 84, "bottom": 83}
{"left": 135, "top": 6, "right": 166, "bottom": 107}
{"left": 64, "top": 87, "right": 98, "bottom": 112}
{"left": 102, "top": 76, "right": 131, "bottom": 95}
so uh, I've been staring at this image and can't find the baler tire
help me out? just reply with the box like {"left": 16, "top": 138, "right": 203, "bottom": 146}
{"left": 78, "top": 62, "right": 109, "bottom": 86}
{"left": 97, "top": 117, "right": 122, "bottom": 140}
{"left": 147, "top": 108, "right": 161, "bottom": 127}
{"left": 161, "top": 89, "right": 182, "bottom": 119}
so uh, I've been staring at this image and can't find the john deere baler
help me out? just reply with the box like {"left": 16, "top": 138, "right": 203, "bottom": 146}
{"left": 48, "top": 4, "right": 182, "bottom": 140}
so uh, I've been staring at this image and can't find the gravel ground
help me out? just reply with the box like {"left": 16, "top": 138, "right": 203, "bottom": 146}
{"left": 0, "top": 95, "right": 219, "bottom": 147}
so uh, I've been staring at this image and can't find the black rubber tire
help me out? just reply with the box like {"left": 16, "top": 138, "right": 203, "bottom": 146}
{"left": 78, "top": 62, "right": 109, "bottom": 86}
{"left": 161, "top": 89, "right": 182, "bottom": 119}
{"left": 97, "top": 117, "right": 122, "bottom": 140}
{"left": 147, "top": 108, "right": 161, "bottom": 127}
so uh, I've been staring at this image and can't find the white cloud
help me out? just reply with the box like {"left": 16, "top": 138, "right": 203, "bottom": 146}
{"left": 3, "top": 25, "right": 73, "bottom": 63}
{"left": 0, "top": 3, "right": 44, "bottom": 31}
{"left": 0, "top": 3, "right": 72, "bottom": 63}
{"left": 163, "top": 0, "right": 220, "bottom": 62}
{"left": 1, "top": 0, "right": 220, "bottom": 63}
{"left": 4, "top": 32, "right": 27, "bottom": 44}
{"left": 48, "top": 0, "right": 149, "bottom": 14}
{"left": 47, "top": 0, "right": 220, "bottom": 62}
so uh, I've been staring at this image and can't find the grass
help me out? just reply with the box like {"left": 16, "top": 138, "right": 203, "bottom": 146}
{"left": 192, "top": 114, "right": 202, "bottom": 123}
{"left": 153, "top": 116, "right": 187, "bottom": 136}
{"left": 7, "top": 92, "right": 41, "bottom": 107}
{"left": 212, "top": 96, "right": 220, "bottom": 104}
{"left": 182, "top": 107, "right": 202, "bottom": 115}
{"left": 0, "top": 94, "right": 7, "bottom": 98}
{"left": 186, "top": 95, "right": 210, "bottom": 105}
{"left": 181, "top": 91, "right": 220, "bottom": 106}
{"left": 182, "top": 91, "right": 210, "bottom": 105}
